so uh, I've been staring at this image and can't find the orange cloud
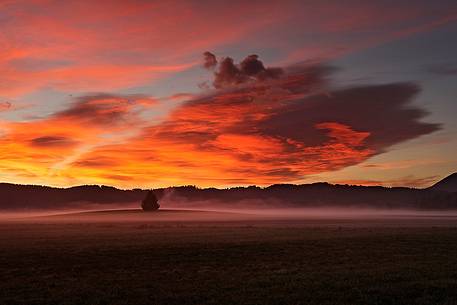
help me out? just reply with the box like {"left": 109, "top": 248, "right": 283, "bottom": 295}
{"left": 0, "top": 94, "right": 156, "bottom": 184}
{"left": 62, "top": 121, "right": 374, "bottom": 187}
{"left": 0, "top": 55, "right": 441, "bottom": 188}
{"left": 55, "top": 59, "right": 437, "bottom": 187}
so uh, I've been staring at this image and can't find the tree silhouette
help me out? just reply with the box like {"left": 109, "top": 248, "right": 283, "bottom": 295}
{"left": 141, "top": 190, "right": 160, "bottom": 211}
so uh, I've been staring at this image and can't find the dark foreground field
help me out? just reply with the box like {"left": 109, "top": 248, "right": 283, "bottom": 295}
{"left": 1, "top": 209, "right": 457, "bottom": 305}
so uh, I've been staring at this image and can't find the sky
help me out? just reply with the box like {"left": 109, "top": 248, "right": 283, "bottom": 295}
{"left": 0, "top": 0, "right": 456, "bottom": 189}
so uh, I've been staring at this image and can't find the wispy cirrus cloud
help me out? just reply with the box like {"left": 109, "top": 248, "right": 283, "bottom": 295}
{"left": 1, "top": 0, "right": 456, "bottom": 98}
{"left": 0, "top": 0, "right": 291, "bottom": 97}
{"left": 334, "top": 175, "right": 440, "bottom": 188}
{"left": 0, "top": 94, "right": 157, "bottom": 183}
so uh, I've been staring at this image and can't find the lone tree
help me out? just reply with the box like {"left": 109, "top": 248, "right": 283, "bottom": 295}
{"left": 141, "top": 190, "right": 160, "bottom": 211}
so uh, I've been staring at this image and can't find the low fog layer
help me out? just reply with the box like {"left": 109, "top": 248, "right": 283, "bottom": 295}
{"left": 3, "top": 207, "right": 457, "bottom": 230}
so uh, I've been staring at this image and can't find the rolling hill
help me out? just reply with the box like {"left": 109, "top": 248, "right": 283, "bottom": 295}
{"left": 429, "top": 173, "right": 457, "bottom": 192}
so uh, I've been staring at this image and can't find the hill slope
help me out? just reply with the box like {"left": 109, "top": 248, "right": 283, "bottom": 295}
{"left": 429, "top": 173, "right": 457, "bottom": 192}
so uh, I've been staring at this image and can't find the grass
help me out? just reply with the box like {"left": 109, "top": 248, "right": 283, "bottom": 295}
{"left": 1, "top": 211, "right": 457, "bottom": 305}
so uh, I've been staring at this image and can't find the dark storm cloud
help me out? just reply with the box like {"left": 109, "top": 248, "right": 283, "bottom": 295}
{"left": 258, "top": 83, "right": 440, "bottom": 150}
{"left": 172, "top": 77, "right": 438, "bottom": 155}
{"left": 204, "top": 52, "right": 284, "bottom": 88}
{"left": 135, "top": 54, "right": 440, "bottom": 180}
{"left": 203, "top": 51, "right": 217, "bottom": 69}
{"left": 29, "top": 136, "right": 77, "bottom": 147}
{"left": 240, "top": 55, "right": 283, "bottom": 81}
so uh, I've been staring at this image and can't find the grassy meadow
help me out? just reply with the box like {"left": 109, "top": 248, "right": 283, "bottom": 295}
{"left": 1, "top": 210, "right": 457, "bottom": 305}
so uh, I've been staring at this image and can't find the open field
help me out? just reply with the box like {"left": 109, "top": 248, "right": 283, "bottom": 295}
{"left": 1, "top": 209, "right": 457, "bottom": 305}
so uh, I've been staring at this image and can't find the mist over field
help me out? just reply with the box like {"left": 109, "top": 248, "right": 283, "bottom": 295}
{"left": 2, "top": 175, "right": 457, "bottom": 215}
{"left": 1, "top": 177, "right": 457, "bottom": 305}
{"left": 4, "top": 205, "right": 457, "bottom": 230}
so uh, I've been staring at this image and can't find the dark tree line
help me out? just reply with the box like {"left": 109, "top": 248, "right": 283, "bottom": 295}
{"left": 153, "top": 183, "right": 457, "bottom": 210}
{"left": 0, "top": 183, "right": 146, "bottom": 210}
{"left": 1, "top": 181, "right": 456, "bottom": 211}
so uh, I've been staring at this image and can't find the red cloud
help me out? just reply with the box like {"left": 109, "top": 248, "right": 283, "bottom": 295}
{"left": 1, "top": 1, "right": 456, "bottom": 97}
{"left": 0, "top": 1, "right": 291, "bottom": 97}
{"left": 0, "top": 54, "right": 442, "bottom": 187}
{"left": 61, "top": 58, "right": 438, "bottom": 187}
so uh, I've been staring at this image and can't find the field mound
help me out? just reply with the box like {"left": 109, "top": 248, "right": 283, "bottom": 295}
{"left": 26, "top": 208, "right": 252, "bottom": 223}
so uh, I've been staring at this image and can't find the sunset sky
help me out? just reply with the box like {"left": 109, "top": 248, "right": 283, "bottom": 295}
{"left": 1, "top": 0, "right": 457, "bottom": 189}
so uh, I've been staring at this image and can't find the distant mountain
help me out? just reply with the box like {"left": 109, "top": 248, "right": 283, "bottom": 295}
{"left": 1, "top": 179, "right": 457, "bottom": 211}
{"left": 429, "top": 173, "right": 457, "bottom": 192}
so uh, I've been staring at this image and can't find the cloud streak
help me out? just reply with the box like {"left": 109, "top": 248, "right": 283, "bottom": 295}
{"left": 1, "top": 1, "right": 455, "bottom": 97}
{"left": 0, "top": 94, "right": 157, "bottom": 185}
{"left": 0, "top": 102, "right": 12, "bottom": 112}
{"left": 334, "top": 175, "right": 440, "bottom": 188}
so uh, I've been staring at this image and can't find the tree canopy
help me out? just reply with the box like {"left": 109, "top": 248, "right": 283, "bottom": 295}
{"left": 141, "top": 191, "right": 160, "bottom": 211}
